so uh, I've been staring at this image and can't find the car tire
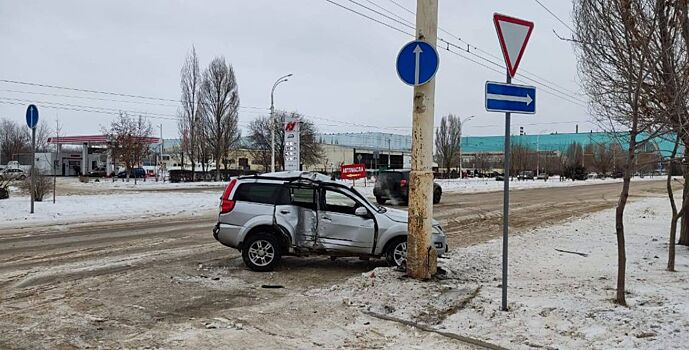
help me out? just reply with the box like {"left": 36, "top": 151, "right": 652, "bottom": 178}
{"left": 385, "top": 237, "right": 407, "bottom": 268}
{"left": 19, "top": 175, "right": 26, "bottom": 180}
{"left": 433, "top": 189, "right": 442, "bottom": 204}
{"left": 241, "top": 232, "right": 282, "bottom": 272}
{"left": 376, "top": 196, "right": 387, "bottom": 205}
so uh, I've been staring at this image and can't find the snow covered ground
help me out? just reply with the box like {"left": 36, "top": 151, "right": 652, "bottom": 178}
{"left": 312, "top": 197, "right": 689, "bottom": 349}
{"left": 65, "top": 178, "right": 227, "bottom": 190}
{"left": 0, "top": 191, "right": 220, "bottom": 228}
{"left": 346, "top": 176, "right": 665, "bottom": 198}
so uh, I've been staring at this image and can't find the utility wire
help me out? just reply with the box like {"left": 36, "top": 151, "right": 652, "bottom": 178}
{"left": 532, "top": 0, "right": 575, "bottom": 33}
{"left": 380, "top": 0, "right": 583, "bottom": 98}
{"left": 331, "top": 0, "right": 585, "bottom": 104}
{"left": 0, "top": 79, "right": 268, "bottom": 111}
{"left": 329, "top": 0, "right": 588, "bottom": 107}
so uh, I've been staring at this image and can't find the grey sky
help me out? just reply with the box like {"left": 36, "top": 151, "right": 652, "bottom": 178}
{"left": 0, "top": 0, "right": 590, "bottom": 138}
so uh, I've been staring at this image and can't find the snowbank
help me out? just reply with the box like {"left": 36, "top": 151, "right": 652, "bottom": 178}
{"left": 66, "top": 178, "right": 227, "bottom": 190}
{"left": 0, "top": 191, "right": 220, "bottom": 228}
{"left": 344, "top": 176, "right": 664, "bottom": 199}
{"left": 312, "top": 197, "right": 689, "bottom": 349}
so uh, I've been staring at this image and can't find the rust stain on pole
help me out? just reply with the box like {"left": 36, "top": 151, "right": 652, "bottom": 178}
{"left": 407, "top": 0, "right": 438, "bottom": 280}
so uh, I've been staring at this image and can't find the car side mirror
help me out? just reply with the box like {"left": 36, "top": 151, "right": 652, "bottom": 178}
{"left": 355, "top": 207, "right": 368, "bottom": 217}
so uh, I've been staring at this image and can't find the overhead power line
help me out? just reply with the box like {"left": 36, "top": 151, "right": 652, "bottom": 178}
{"left": 369, "top": 0, "right": 584, "bottom": 99}
{"left": 532, "top": 0, "right": 575, "bottom": 33}
{"left": 0, "top": 78, "right": 268, "bottom": 111}
{"left": 326, "top": 0, "right": 588, "bottom": 108}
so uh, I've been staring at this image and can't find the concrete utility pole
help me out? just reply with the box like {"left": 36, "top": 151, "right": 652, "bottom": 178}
{"left": 270, "top": 74, "right": 292, "bottom": 173}
{"left": 407, "top": 0, "right": 438, "bottom": 280}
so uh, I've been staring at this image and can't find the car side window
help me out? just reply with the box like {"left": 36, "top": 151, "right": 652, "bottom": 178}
{"left": 324, "top": 190, "right": 359, "bottom": 215}
{"left": 233, "top": 183, "right": 289, "bottom": 205}
{"left": 290, "top": 187, "right": 316, "bottom": 210}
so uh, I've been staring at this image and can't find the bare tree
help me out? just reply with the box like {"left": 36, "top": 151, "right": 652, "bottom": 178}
{"left": 248, "top": 111, "right": 323, "bottom": 171}
{"left": 574, "top": 0, "right": 666, "bottom": 305}
{"left": 510, "top": 141, "right": 532, "bottom": 178}
{"left": 199, "top": 56, "right": 241, "bottom": 181}
{"left": 0, "top": 118, "right": 29, "bottom": 164}
{"left": 103, "top": 113, "right": 152, "bottom": 184}
{"left": 179, "top": 46, "right": 202, "bottom": 180}
{"left": 591, "top": 144, "right": 615, "bottom": 175}
{"left": 434, "top": 114, "right": 461, "bottom": 177}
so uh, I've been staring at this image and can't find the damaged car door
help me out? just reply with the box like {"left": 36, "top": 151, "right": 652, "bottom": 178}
{"left": 275, "top": 185, "right": 320, "bottom": 249}
{"left": 318, "top": 188, "right": 375, "bottom": 254}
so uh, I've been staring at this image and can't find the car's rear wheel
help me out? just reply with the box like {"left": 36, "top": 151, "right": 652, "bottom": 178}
{"left": 433, "top": 189, "right": 442, "bottom": 204}
{"left": 385, "top": 237, "right": 407, "bottom": 268}
{"left": 376, "top": 196, "right": 387, "bottom": 205}
{"left": 242, "top": 232, "right": 282, "bottom": 272}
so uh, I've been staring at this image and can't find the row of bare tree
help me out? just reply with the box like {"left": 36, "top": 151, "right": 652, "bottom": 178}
{"left": 574, "top": 0, "right": 689, "bottom": 305}
{"left": 177, "top": 47, "right": 241, "bottom": 181}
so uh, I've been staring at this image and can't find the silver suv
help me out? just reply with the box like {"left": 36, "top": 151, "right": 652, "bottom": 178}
{"left": 213, "top": 171, "right": 448, "bottom": 271}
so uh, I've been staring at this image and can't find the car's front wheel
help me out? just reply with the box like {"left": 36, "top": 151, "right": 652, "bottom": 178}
{"left": 242, "top": 232, "right": 282, "bottom": 272}
{"left": 385, "top": 237, "right": 407, "bottom": 268}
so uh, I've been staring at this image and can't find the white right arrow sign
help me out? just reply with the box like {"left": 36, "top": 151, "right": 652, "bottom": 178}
{"left": 494, "top": 13, "right": 534, "bottom": 78}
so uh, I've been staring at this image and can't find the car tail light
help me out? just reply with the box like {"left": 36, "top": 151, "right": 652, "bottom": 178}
{"left": 220, "top": 179, "right": 237, "bottom": 214}
{"left": 400, "top": 179, "right": 407, "bottom": 187}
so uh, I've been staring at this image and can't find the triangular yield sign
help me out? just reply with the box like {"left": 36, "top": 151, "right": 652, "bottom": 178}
{"left": 493, "top": 13, "right": 534, "bottom": 78}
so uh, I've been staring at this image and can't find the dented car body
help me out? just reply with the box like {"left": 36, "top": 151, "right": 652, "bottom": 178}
{"left": 213, "top": 171, "right": 448, "bottom": 271}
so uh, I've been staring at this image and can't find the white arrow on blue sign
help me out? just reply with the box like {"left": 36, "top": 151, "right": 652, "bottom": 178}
{"left": 396, "top": 40, "right": 439, "bottom": 86}
{"left": 25, "top": 104, "right": 39, "bottom": 129}
{"left": 485, "top": 81, "right": 536, "bottom": 114}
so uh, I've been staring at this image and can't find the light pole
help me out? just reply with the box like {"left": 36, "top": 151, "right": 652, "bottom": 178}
{"left": 270, "top": 73, "right": 293, "bottom": 173}
{"left": 387, "top": 138, "right": 391, "bottom": 169}
{"left": 536, "top": 129, "right": 548, "bottom": 177}
{"left": 459, "top": 115, "right": 474, "bottom": 177}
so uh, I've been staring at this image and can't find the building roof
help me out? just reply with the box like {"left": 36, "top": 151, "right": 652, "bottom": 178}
{"left": 48, "top": 135, "right": 160, "bottom": 144}
{"left": 462, "top": 132, "right": 679, "bottom": 157}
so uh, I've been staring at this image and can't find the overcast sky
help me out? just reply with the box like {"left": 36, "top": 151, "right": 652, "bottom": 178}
{"left": 0, "top": 0, "right": 592, "bottom": 138}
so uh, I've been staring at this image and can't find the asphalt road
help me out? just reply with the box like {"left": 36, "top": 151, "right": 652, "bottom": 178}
{"left": 0, "top": 180, "right": 670, "bottom": 349}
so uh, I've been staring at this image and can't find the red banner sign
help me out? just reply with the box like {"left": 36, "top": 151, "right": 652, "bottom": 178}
{"left": 340, "top": 163, "right": 366, "bottom": 180}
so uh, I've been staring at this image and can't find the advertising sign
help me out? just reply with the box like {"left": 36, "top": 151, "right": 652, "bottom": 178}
{"left": 340, "top": 163, "right": 366, "bottom": 180}
{"left": 284, "top": 115, "right": 300, "bottom": 171}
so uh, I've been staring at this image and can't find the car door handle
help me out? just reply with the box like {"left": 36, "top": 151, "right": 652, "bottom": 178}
{"left": 280, "top": 210, "right": 290, "bottom": 214}
{"left": 322, "top": 216, "right": 332, "bottom": 221}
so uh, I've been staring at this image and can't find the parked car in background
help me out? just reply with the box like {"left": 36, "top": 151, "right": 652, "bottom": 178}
{"left": 117, "top": 167, "right": 146, "bottom": 178}
{"left": 517, "top": 171, "right": 535, "bottom": 180}
{"left": 0, "top": 168, "right": 26, "bottom": 181}
{"left": 213, "top": 171, "right": 448, "bottom": 271}
{"left": 87, "top": 167, "right": 107, "bottom": 177}
{"left": 536, "top": 173, "right": 549, "bottom": 181}
{"left": 373, "top": 169, "right": 442, "bottom": 205}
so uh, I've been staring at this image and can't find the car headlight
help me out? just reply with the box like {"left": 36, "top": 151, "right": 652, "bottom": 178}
{"left": 432, "top": 225, "right": 444, "bottom": 236}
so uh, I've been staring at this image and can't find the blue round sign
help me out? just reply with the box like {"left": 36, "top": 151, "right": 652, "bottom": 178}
{"left": 26, "top": 104, "right": 39, "bottom": 129}
{"left": 396, "top": 40, "right": 439, "bottom": 86}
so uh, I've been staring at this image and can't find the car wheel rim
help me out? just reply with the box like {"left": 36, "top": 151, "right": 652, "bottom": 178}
{"left": 248, "top": 240, "right": 275, "bottom": 267}
{"left": 393, "top": 242, "right": 407, "bottom": 266}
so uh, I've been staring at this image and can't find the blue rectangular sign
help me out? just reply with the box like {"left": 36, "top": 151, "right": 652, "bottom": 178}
{"left": 485, "top": 82, "right": 536, "bottom": 114}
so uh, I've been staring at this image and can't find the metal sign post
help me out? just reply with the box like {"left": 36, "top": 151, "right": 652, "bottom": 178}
{"left": 488, "top": 13, "right": 534, "bottom": 311}
{"left": 25, "top": 104, "right": 39, "bottom": 214}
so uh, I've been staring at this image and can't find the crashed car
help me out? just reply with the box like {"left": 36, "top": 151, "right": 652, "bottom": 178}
{"left": 213, "top": 171, "right": 448, "bottom": 271}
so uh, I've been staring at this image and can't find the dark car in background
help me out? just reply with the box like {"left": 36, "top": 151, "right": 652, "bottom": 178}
{"left": 374, "top": 169, "right": 442, "bottom": 205}
{"left": 87, "top": 167, "right": 107, "bottom": 177}
{"left": 117, "top": 167, "right": 146, "bottom": 179}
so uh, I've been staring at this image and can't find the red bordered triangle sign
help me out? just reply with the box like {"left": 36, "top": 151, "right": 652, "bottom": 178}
{"left": 493, "top": 13, "right": 534, "bottom": 78}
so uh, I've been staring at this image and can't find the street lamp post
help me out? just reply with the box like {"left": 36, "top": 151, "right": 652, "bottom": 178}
{"left": 536, "top": 129, "right": 548, "bottom": 177}
{"left": 459, "top": 115, "right": 475, "bottom": 178}
{"left": 270, "top": 73, "right": 293, "bottom": 173}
